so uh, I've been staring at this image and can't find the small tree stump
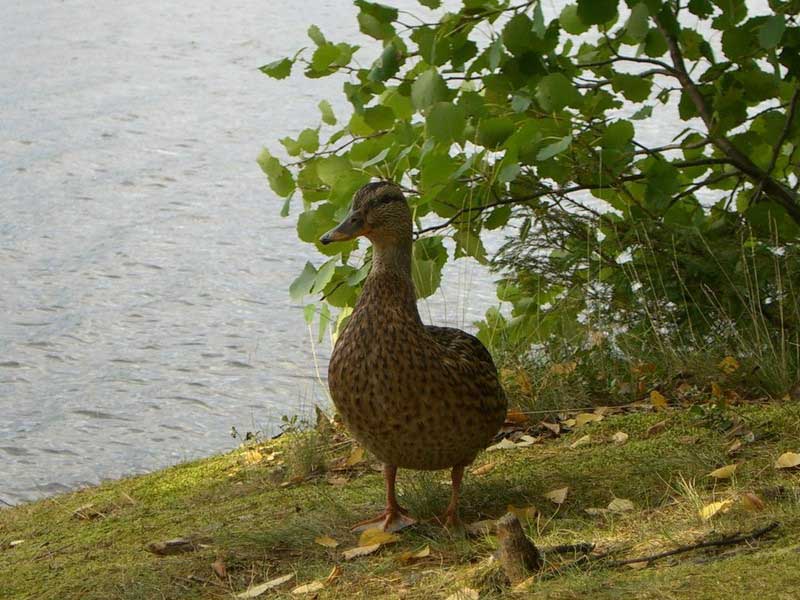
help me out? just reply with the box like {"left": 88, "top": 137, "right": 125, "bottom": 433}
{"left": 495, "top": 513, "right": 543, "bottom": 584}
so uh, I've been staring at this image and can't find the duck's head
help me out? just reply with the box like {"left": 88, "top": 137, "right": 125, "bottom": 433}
{"left": 320, "top": 181, "right": 411, "bottom": 246}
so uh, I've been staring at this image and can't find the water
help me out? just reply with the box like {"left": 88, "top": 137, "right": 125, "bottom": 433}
{"left": 0, "top": 0, "right": 502, "bottom": 504}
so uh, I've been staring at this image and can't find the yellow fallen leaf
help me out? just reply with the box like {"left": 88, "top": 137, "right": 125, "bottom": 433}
{"left": 471, "top": 462, "right": 495, "bottom": 476}
{"left": 446, "top": 588, "right": 479, "bottom": 600}
{"left": 236, "top": 574, "right": 295, "bottom": 598}
{"left": 708, "top": 464, "right": 738, "bottom": 479}
{"left": 775, "top": 451, "right": 800, "bottom": 469}
{"left": 740, "top": 492, "right": 765, "bottom": 511}
{"left": 545, "top": 486, "right": 569, "bottom": 505}
{"left": 515, "top": 434, "right": 538, "bottom": 447}
{"left": 9, "top": 540, "right": 24, "bottom": 548}
{"left": 342, "top": 543, "right": 381, "bottom": 560}
{"left": 650, "top": 390, "right": 668, "bottom": 409}
{"left": 711, "top": 382, "right": 723, "bottom": 398}
{"left": 626, "top": 561, "right": 649, "bottom": 570}
{"left": 507, "top": 505, "right": 538, "bottom": 522}
{"left": 243, "top": 449, "right": 263, "bottom": 465}
{"left": 487, "top": 438, "right": 518, "bottom": 451}
{"left": 699, "top": 499, "right": 733, "bottom": 520}
{"left": 575, "top": 413, "right": 603, "bottom": 427}
{"left": 314, "top": 535, "right": 339, "bottom": 548}
{"left": 727, "top": 439, "right": 742, "bottom": 455}
{"left": 718, "top": 356, "right": 740, "bottom": 374}
{"left": 345, "top": 446, "right": 365, "bottom": 467}
{"left": 550, "top": 361, "right": 577, "bottom": 375}
{"left": 541, "top": 421, "right": 561, "bottom": 435}
{"left": 292, "top": 581, "right": 324, "bottom": 595}
{"left": 607, "top": 498, "right": 635, "bottom": 512}
{"left": 324, "top": 565, "right": 341, "bottom": 585}
{"left": 327, "top": 476, "right": 349, "bottom": 486}
{"left": 397, "top": 545, "right": 431, "bottom": 563}
{"left": 611, "top": 431, "right": 629, "bottom": 444}
{"left": 570, "top": 435, "right": 591, "bottom": 449}
{"left": 562, "top": 418, "right": 577, "bottom": 428}
{"left": 358, "top": 528, "right": 400, "bottom": 547}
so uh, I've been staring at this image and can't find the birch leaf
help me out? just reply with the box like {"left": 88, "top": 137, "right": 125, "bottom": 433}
{"left": 570, "top": 435, "right": 591, "bottom": 449}
{"left": 611, "top": 431, "right": 629, "bottom": 444}
{"left": 358, "top": 528, "right": 400, "bottom": 547}
{"left": 236, "top": 574, "right": 295, "bottom": 598}
{"left": 650, "top": 390, "right": 668, "bottom": 409}
{"left": 699, "top": 499, "right": 733, "bottom": 520}
{"left": 575, "top": 412, "right": 603, "bottom": 427}
{"left": 607, "top": 497, "right": 635, "bottom": 512}
{"left": 345, "top": 446, "right": 366, "bottom": 467}
{"left": 314, "top": 535, "right": 339, "bottom": 548}
{"left": 775, "top": 451, "right": 800, "bottom": 469}
{"left": 545, "top": 486, "right": 569, "bottom": 504}
{"left": 343, "top": 543, "right": 381, "bottom": 559}
{"left": 292, "top": 581, "right": 325, "bottom": 594}
{"left": 708, "top": 464, "right": 738, "bottom": 479}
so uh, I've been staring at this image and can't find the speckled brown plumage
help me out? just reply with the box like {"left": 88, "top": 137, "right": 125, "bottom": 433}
{"left": 321, "top": 182, "right": 507, "bottom": 529}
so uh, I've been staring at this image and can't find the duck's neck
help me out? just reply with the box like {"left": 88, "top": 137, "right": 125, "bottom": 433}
{"left": 359, "top": 236, "right": 421, "bottom": 325}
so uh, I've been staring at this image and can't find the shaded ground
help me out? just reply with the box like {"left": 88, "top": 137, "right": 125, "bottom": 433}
{"left": 2, "top": 402, "right": 799, "bottom": 599}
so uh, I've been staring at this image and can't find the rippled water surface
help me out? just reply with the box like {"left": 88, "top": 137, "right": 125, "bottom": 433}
{"left": 0, "top": 0, "right": 500, "bottom": 504}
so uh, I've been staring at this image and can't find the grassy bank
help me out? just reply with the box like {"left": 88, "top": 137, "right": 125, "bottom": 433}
{"left": 2, "top": 399, "right": 799, "bottom": 599}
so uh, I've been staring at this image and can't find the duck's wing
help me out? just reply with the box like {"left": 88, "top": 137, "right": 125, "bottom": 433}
{"left": 425, "top": 325, "right": 507, "bottom": 416}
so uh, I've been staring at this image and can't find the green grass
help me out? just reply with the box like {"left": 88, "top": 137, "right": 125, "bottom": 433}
{"left": 2, "top": 402, "right": 799, "bottom": 599}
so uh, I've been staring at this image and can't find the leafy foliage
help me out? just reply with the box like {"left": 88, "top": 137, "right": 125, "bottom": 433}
{"left": 259, "top": 0, "right": 800, "bottom": 394}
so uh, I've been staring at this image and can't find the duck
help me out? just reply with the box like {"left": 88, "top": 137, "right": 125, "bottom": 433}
{"left": 320, "top": 181, "right": 507, "bottom": 531}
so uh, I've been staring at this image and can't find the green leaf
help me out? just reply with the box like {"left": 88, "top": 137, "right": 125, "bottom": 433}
{"left": 688, "top": 0, "right": 713, "bottom": 18}
{"left": 363, "top": 105, "right": 395, "bottom": 130}
{"left": 453, "top": 229, "right": 487, "bottom": 263}
{"left": 485, "top": 204, "right": 512, "bottom": 229}
{"left": 319, "top": 100, "right": 336, "bottom": 125}
{"left": 311, "top": 258, "right": 337, "bottom": 294}
{"left": 318, "top": 303, "right": 331, "bottom": 342}
{"left": 303, "top": 304, "right": 316, "bottom": 324}
{"left": 257, "top": 148, "right": 295, "bottom": 197}
{"left": 577, "top": 0, "right": 617, "bottom": 26}
{"left": 316, "top": 156, "right": 351, "bottom": 187}
{"left": 411, "top": 258, "right": 443, "bottom": 298}
{"left": 623, "top": 3, "right": 649, "bottom": 43}
{"left": 537, "top": 135, "right": 572, "bottom": 161}
{"left": 369, "top": 41, "right": 401, "bottom": 81}
{"left": 418, "top": 0, "right": 441, "bottom": 7}
{"left": 259, "top": 58, "right": 292, "bottom": 79}
{"left": 308, "top": 25, "right": 326, "bottom": 46}
{"left": 290, "top": 262, "right": 318, "bottom": 301}
{"left": 611, "top": 73, "right": 652, "bottom": 102}
{"left": 559, "top": 5, "right": 589, "bottom": 35}
{"left": 631, "top": 105, "right": 653, "bottom": 120}
{"left": 411, "top": 68, "right": 449, "bottom": 110}
{"left": 503, "top": 13, "right": 535, "bottom": 55}
{"left": 357, "top": 1, "right": 396, "bottom": 40}
{"left": 426, "top": 102, "right": 466, "bottom": 143}
{"left": 476, "top": 117, "right": 515, "bottom": 149}
{"left": 536, "top": 73, "right": 581, "bottom": 112}
{"left": 759, "top": 15, "right": 785, "bottom": 49}
{"left": 601, "top": 120, "right": 634, "bottom": 148}
{"left": 498, "top": 161, "right": 520, "bottom": 183}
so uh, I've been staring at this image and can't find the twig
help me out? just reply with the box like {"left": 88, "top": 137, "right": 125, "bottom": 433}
{"left": 604, "top": 521, "right": 780, "bottom": 568}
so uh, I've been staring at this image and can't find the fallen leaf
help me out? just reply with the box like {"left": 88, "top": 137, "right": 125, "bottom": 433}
{"left": 292, "top": 581, "right": 325, "bottom": 594}
{"left": 594, "top": 406, "right": 611, "bottom": 416}
{"left": 236, "top": 574, "right": 295, "bottom": 598}
{"left": 727, "top": 440, "right": 743, "bottom": 455}
{"left": 699, "top": 499, "right": 733, "bottom": 520}
{"left": 146, "top": 537, "right": 208, "bottom": 556}
{"left": 471, "top": 463, "right": 495, "bottom": 476}
{"left": 740, "top": 492, "right": 765, "bottom": 511}
{"left": 505, "top": 409, "right": 529, "bottom": 425}
{"left": 718, "top": 356, "right": 740, "bottom": 374}
{"left": 507, "top": 505, "right": 538, "bottom": 522}
{"left": 541, "top": 421, "right": 561, "bottom": 435}
{"left": 512, "top": 575, "right": 537, "bottom": 591}
{"left": 570, "top": 435, "right": 591, "bottom": 449}
{"left": 646, "top": 420, "right": 667, "bottom": 436}
{"left": 327, "top": 476, "right": 349, "bottom": 486}
{"left": 345, "top": 446, "right": 365, "bottom": 467}
{"left": 545, "top": 486, "right": 569, "bottom": 505}
{"left": 515, "top": 434, "right": 538, "bottom": 447}
{"left": 487, "top": 438, "right": 518, "bottom": 451}
{"left": 711, "top": 382, "right": 724, "bottom": 398}
{"left": 775, "top": 452, "right": 800, "bottom": 469}
{"left": 611, "top": 431, "right": 629, "bottom": 444}
{"left": 465, "top": 519, "right": 496, "bottom": 536}
{"left": 561, "top": 418, "right": 577, "bottom": 428}
{"left": 324, "top": 565, "right": 342, "bottom": 585}
{"left": 550, "top": 361, "right": 577, "bottom": 375}
{"left": 243, "top": 449, "right": 263, "bottom": 465}
{"left": 211, "top": 558, "right": 227, "bottom": 579}
{"left": 575, "top": 413, "right": 603, "bottom": 427}
{"left": 398, "top": 545, "right": 431, "bottom": 563}
{"left": 708, "top": 464, "right": 738, "bottom": 479}
{"left": 9, "top": 540, "right": 24, "bottom": 548}
{"left": 358, "top": 528, "right": 400, "bottom": 547}
{"left": 314, "top": 535, "right": 339, "bottom": 548}
{"left": 650, "top": 390, "right": 668, "bottom": 409}
{"left": 342, "top": 543, "right": 381, "bottom": 560}
{"left": 446, "top": 588, "right": 479, "bottom": 600}
{"left": 626, "top": 561, "right": 649, "bottom": 570}
{"left": 607, "top": 498, "right": 635, "bottom": 512}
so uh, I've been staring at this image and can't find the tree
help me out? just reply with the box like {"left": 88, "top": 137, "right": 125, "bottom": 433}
{"left": 258, "top": 0, "right": 800, "bottom": 356}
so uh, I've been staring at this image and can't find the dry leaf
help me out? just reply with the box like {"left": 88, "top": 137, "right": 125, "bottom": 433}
{"left": 611, "top": 431, "right": 629, "bottom": 444}
{"left": 626, "top": 561, "right": 649, "bottom": 570}
{"left": 314, "top": 535, "right": 339, "bottom": 548}
{"left": 465, "top": 519, "right": 496, "bottom": 536}
{"left": 727, "top": 439, "right": 743, "bottom": 455}
{"left": 9, "top": 540, "right": 24, "bottom": 548}
{"left": 711, "top": 382, "right": 723, "bottom": 398}
{"left": 507, "top": 505, "right": 538, "bottom": 522}
{"left": 775, "top": 451, "right": 800, "bottom": 469}
{"left": 718, "top": 356, "right": 740, "bottom": 374}
{"left": 471, "top": 463, "right": 495, "bottom": 476}
{"left": 607, "top": 498, "right": 635, "bottom": 512}
{"left": 699, "top": 499, "right": 733, "bottom": 520}
{"left": 211, "top": 558, "right": 227, "bottom": 579}
{"left": 505, "top": 409, "right": 529, "bottom": 425}
{"left": 236, "top": 574, "right": 295, "bottom": 598}
{"left": 343, "top": 543, "right": 381, "bottom": 560}
{"left": 292, "top": 581, "right": 325, "bottom": 594}
{"left": 550, "top": 361, "right": 577, "bottom": 375}
{"left": 545, "top": 486, "right": 569, "bottom": 505}
{"left": 146, "top": 537, "right": 207, "bottom": 556}
{"left": 646, "top": 420, "right": 667, "bottom": 436}
{"left": 708, "top": 464, "right": 738, "bottom": 479}
{"left": 358, "top": 528, "right": 400, "bottom": 547}
{"left": 243, "top": 449, "right": 263, "bottom": 465}
{"left": 541, "top": 421, "right": 561, "bottom": 435}
{"left": 324, "top": 565, "right": 342, "bottom": 585}
{"left": 446, "top": 588, "right": 479, "bottom": 600}
{"left": 398, "top": 545, "right": 431, "bottom": 563}
{"left": 487, "top": 438, "right": 518, "bottom": 451}
{"left": 575, "top": 413, "right": 603, "bottom": 427}
{"left": 345, "top": 446, "right": 365, "bottom": 467}
{"left": 740, "top": 492, "right": 765, "bottom": 511}
{"left": 515, "top": 434, "right": 538, "bottom": 447}
{"left": 561, "top": 418, "right": 577, "bottom": 428}
{"left": 512, "top": 575, "right": 537, "bottom": 591}
{"left": 649, "top": 390, "right": 668, "bottom": 409}
{"left": 570, "top": 434, "right": 591, "bottom": 449}
{"left": 327, "top": 476, "right": 349, "bottom": 486}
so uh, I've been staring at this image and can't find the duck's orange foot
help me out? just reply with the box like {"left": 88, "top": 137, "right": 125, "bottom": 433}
{"left": 351, "top": 507, "right": 417, "bottom": 533}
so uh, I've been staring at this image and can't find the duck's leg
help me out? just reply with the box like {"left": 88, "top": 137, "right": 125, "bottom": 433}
{"left": 351, "top": 464, "right": 417, "bottom": 532}
{"left": 440, "top": 464, "right": 465, "bottom": 529}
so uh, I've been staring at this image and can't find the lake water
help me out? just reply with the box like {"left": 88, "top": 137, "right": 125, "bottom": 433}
{"left": 0, "top": 0, "right": 499, "bottom": 504}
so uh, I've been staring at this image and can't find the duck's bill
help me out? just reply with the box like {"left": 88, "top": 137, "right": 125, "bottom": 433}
{"left": 320, "top": 216, "right": 362, "bottom": 245}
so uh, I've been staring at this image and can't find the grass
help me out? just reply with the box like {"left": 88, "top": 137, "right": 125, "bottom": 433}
{"left": 2, "top": 401, "right": 799, "bottom": 599}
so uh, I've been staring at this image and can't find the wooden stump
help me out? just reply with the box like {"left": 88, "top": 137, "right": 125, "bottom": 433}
{"left": 495, "top": 513, "right": 542, "bottom": 584}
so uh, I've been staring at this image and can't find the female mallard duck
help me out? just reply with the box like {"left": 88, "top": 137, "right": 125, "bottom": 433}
{"left": 320, "top": 181, "right": 507, "bottom": 531}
